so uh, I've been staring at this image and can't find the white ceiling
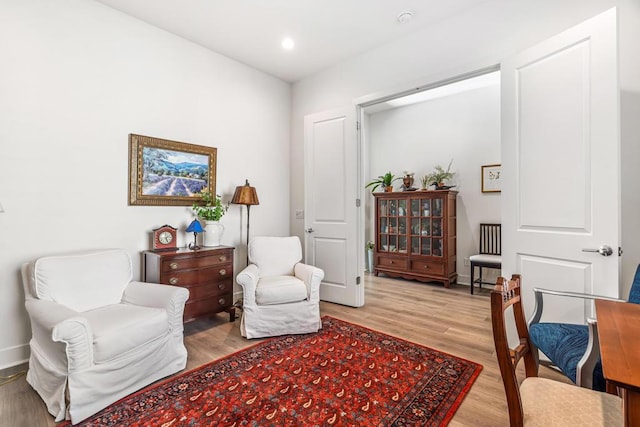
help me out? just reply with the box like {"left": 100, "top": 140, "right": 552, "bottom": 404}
{"left": 95, "top": 0, "right": 490, "bottom": 82}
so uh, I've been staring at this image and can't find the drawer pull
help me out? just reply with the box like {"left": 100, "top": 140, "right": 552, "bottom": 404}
{"left": 218, "top": 298, "right": 226, "bottom": 305}
{"left": 390, "top": 261, "right": 394, "bottom": 264}
{"left": 169, "top": 277, "right": 179, "bottom": 285}
{"left": 424, "top": 265, "right": 430, "bottom": 269}
{"left": 218, "top": 283, "right": 225, "bottom": 290}
{"left": 219, "top": 255, "right": 227, "bottom": 262}
{"left": 219, "top": 268, "right": 227, "bottom": 276}
{"left": 169, "top": 262, "right": 179, "bottom": 270}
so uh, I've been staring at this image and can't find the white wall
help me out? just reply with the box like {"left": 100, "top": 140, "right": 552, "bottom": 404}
{"left": 291, "top": 0, "right": 640, "bottom": 298}
{"left": 366, "top": 85, "right": 501, "bottom": 284}
{"left": 0, "top": 0, "right": 290, "bottom": 368}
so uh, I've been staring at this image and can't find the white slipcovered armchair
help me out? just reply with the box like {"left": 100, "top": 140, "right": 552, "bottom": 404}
{"left": 21, "top": 249, "right": 189, "bottom": 424}
{"left": 236, "top": 236, "right": 324, "bottom": 339}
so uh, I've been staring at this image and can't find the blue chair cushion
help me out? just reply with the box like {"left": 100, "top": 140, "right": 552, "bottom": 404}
{"left": 629, "top": 265, "right": 640, "bottom": 304}
{"left": 529, "top": 322, "right": 605, "bottom": 391}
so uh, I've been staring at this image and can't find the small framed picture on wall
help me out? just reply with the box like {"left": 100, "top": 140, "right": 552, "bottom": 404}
{"left": 481, "top": 164, "right": 501, "bottom": 193}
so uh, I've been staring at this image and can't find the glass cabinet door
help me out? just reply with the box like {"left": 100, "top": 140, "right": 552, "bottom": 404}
{"left": 431, "top": 198, "right": 443, "bottom": 256}
{"left": 377, "top": 197, "right": 406, "bottom": 253}
{"left": 378, "top": 195, "right": 444, "bottom": 256}
{"left": 410, "top": 195, "right": 444, "bottom": 258}
{"left": 378, "top": 198, "right": 388, "bottom": 252}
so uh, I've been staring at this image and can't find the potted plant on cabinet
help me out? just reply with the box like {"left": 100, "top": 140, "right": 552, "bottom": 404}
{"left": 192, "top": 190, "right": 229, "bottom": 246}
{"left": 365, "top": 171, "right": 400, "bottom": 192}
{"left": 422, "top": 159, "right": 456, "bottom": 190}
{"left": 420, "top": 175, "right": 431, "bottom": 190}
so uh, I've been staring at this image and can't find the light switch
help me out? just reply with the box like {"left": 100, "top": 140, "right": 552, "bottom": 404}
{"left": 295, "top": 209, "right": 304, "bottom": 219}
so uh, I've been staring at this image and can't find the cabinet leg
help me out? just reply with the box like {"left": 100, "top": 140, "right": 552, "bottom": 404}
{"left": 227, "top": 307, "right": 236, "bottom": 322}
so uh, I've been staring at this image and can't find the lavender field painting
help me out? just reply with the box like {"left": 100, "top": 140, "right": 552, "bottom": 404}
{"left": 142, "top": 147, "right": 208, "bottom": 197}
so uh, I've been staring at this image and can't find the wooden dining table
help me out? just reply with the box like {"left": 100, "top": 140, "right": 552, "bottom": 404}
{"left": 595, "top": 299, "right": 640, "bottom": 426}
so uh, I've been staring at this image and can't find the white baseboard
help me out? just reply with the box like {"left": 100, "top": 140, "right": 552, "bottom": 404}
{"left": 458, "top": 274, "right": 471, "bottom": 286}
{"left": 0, "top": 343, "right": 29, "bottom": 370}
{"left": 461, "top": 270, "right": 501, "bottom": 288}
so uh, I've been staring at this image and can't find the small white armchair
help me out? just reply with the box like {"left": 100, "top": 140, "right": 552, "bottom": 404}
{"left": 236, "top": 236, "right": 324, "bottom": 339}
{"left": 21, "top": 249, "right": 189, "bottom": 424}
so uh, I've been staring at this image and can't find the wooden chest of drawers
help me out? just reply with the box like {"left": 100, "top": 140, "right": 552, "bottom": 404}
{"left": 142, "top": 246, "right": 235, "bottom": 323}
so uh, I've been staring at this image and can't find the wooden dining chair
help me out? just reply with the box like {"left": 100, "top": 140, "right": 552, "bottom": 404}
{"left": 491, "top": 275, "right": 622, "bottom": 426}
{"left": 528, "top": 264, "right": 640, "bottom": 391}
{"left": 470, "top": 223, "right": 501, "bottom": 294}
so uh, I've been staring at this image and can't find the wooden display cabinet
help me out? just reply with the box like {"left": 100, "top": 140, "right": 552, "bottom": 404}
{"left": 143, "top": 246, "right": 235, "bottom": 323}
{"left": 373, "top": 190, "right": 457, "bottom": 287}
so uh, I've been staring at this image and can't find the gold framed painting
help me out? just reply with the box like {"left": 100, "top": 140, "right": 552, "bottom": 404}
{"left": 481, "top": 164, "right": 501, "bottom": 193}
{"left": 129, "top": 134, "right": 217, "bottom": 206}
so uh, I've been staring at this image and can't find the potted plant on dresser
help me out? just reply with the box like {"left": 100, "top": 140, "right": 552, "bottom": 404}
{"left": 192, "top": 190, "right": 228, "bottom": 246}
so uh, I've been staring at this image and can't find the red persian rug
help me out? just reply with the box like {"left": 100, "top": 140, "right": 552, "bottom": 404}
{"left": 67, "top": 316, "right": 482, "bottom": 426}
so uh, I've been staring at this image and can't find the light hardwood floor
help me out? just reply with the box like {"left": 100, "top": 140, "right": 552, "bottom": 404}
{"left": 0, "top": 274, "right": 569, "bottom": 426}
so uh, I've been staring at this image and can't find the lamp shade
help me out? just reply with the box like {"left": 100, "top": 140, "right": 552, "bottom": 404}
{"left": 186, "top": 219, "right": 204, "bottom": 233}
{"left": 231, "top": 179, "right": 259, "bottom": 206}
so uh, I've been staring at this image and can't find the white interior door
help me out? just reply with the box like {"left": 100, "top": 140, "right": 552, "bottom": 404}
{"left": 304, "top": 107, "right": 363, "bottom": 307}
{"left": 502, "top": 8, "right": 620, "bottom": 323}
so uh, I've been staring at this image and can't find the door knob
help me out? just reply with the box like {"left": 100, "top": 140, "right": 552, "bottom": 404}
{"left": 582, "top": 245, "right": 613, "bottom": 256}
{"left": 305, "top": 228, "right": 315, "bottom": 233}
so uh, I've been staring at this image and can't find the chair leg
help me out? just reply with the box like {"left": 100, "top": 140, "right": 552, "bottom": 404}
{"left": 478, "top": 267, "right": 483, "bottom": 292}
{"left": 470, "top": 263, "right": 475, "bottom": 295}
{"left": 606, "top": 381, "right": 618, "bottom": 396}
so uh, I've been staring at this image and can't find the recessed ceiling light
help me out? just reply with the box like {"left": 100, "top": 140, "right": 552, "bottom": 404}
{"left": 397, "top": 11, "right": 413, "bottom": 24}
{"left": 281, "top": 37, "right": 295, "bottom": 50}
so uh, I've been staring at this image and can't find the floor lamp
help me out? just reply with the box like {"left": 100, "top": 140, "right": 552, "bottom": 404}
{"left": 231, "top": 179, "right": 259, "bottom": 265}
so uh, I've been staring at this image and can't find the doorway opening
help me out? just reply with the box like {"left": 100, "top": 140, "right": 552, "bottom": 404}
{"left": 358, "top": 66, "right": 501, "bottom": 290}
